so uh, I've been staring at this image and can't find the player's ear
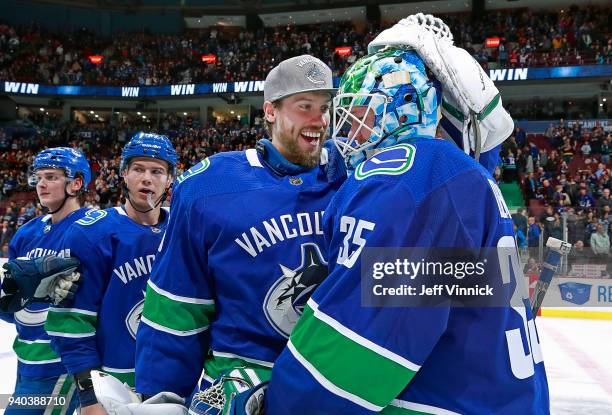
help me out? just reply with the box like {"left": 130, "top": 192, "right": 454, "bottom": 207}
{"left": 263, "top": 101, "right": 276, "bottom": 123}
{"left": 69, "top": 176, "right": 84, "bottom": 194}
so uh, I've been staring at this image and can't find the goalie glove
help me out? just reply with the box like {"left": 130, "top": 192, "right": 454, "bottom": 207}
{"left": 91, "top": 370, "right": 188, "bottom": 415}
{"left": 0, "top": 255, "right": 81, "bottom": 313}
{"left": 368, "top": 13, "right": 514, "bottom": 159}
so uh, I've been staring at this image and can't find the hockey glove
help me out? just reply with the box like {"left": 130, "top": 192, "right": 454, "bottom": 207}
{"left": 368, "top": 13, "right": 514, "bottom": 159}
{"left": 227, "top": 382, "right": 267, "bottom": 415}
{"left": 91, "top": 371, "right": 188, "bottom": 415}
{"left": 0, "top": 255, "right": 81, "bottom": 313}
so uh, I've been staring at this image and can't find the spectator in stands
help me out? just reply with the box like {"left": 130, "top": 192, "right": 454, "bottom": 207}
{"left": 581, "top": 139, "right": 592, "bottom": 156}
{"left": 512, "top": 207, "right": 528, "bottom": 237}
{"left": 2, "top": 205, "right": 17, "bottom": 228}
{"left": 597, "top": 188, "right": 612, "bottom": 215}
{"left": 528, "top": 216, "right": 541, "bottom": 247}
{"left": 544, "top": 213, "right": 563, "bottom": 243}
{"left": 0, "top": 220, "right": 14, "bottom": 247}
{"left": 515, "top": 224, "right": 527, "bottom": 249}
{"left": 590, "top": 223, "right": 610, "bottom": 256}
{"left": 577, "top": 187, "right": 596, "bottom": 210}
{"left": 523, "top": 257, "right": 540, "bottom": 275}
{"left": 561, "top": 138, "right": 575, "bottom": 162}
{"left": 553, "top": 184, "right": 572, "bottom": 209}
{"left": 601, "top": 137, "right": 610, "bottom": 164}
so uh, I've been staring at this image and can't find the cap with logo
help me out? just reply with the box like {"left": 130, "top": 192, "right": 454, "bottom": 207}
{"left": 264, "top": 55, "right": 336, "bottom": 103}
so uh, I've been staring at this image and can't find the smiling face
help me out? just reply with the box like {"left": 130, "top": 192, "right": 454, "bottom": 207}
{"left": 264, "top": 91, "right": 331, "bottom": 168}
{"left": 122, "top": 157, "right": 172, "bottom": 211}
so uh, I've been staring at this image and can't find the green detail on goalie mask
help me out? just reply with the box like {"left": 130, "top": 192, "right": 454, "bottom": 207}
{"left": 45, "top": 308, "right": 97, "bottom": 337}
{"left": 141, "top": 281, "right": 215, "bottom": 335}
{"left": 290, "top": 303, "right": 417, "bottom": 409}
{"left": 13, "top": 338, "right": 60, "bottom": 364}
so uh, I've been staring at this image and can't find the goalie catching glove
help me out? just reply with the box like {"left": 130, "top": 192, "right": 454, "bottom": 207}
{"left": 0, "top": 255, "right": 81, "bottom": 313}
{"left": 368, "top": 13, "right": 514, "bottom": 160}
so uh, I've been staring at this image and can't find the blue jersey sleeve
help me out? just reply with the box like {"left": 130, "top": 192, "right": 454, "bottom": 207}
{"left": 44, "top": 222, "right": 110, "bottom": 374}
{"left": 0, "top": 229, "right": 24, "bottom": 323}
{"left": 266, "top": 167, "right": 517, "bottom": 414}
{"left": 135, "top": 174, "right": 215, "bottom": 397}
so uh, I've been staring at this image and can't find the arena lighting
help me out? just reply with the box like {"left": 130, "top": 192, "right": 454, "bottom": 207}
{"left": 335, "top": 46, "right": 352, "bottom": 57}
{"left": 485, "top": 37, "right": 501, "bottom": 48}
{"left": 88, "top": 55, "right": 104, "bottom": 65}
{"left": 137, "top": 111, "right": 141, "bottom": 115}
{"left": 90, "top": 111, "right": 94, "bottom": 114}
{"left": 201, "top": 54, "right": 217, "bottom": 64}
{"left": 39, "top": 107, "right": 44, "bottom": 111}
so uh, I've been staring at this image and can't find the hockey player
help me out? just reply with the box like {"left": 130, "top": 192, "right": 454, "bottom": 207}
{"left": 133, "top": 55, "right": 345, "bottom": 412}
{"left": 0, "top": 147, "right": 91, "bottom": 415}
{"left": 44, "top": 132, "right": 177, "bottom": 415}
{"left": 263, "top": 31, "right": 549, "bottom": 415}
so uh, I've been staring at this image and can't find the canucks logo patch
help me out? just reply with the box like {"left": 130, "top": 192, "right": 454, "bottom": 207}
{"left": 125, "top": 293, "right": 145, "bottom": 340}
{"left": 354, "top": 143, "right": 416, "bottom": 180}
{"left": 306, "top": 63, "right": 326, "bottom": 85}
{"left": 177, "top": 158, "right": 210, "bottom": 184}
{"left": 263, "top": 243, "right": 327, "bottom": 338}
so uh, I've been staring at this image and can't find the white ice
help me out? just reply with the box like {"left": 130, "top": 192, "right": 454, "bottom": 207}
{"left": 1, "top": 317, "right": 611, "bottom": 414}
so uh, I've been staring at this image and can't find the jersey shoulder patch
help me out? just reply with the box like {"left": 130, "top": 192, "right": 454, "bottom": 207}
{"left": 354, "top": 143, "right": 416, "bottom": 180}
{"left": 177, "top": 158, "right": 211, "bottom": 184}
{"left": 75, "top": 208, "right": 108, "bottom": 226}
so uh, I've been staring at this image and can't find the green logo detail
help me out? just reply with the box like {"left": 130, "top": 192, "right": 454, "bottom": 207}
{"left": 354, "top": 143, "right": 416, "bottom": 180}
{"left": 76, "top": 209, "right": 108, "bottom": 226}
{"left": 289, "top": 177, "right": 303, "bottom": 186}
{"left": 177, "top": 158, "right": 210, "bottom": 184}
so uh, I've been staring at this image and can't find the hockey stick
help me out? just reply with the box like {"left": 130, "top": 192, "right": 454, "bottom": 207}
{"left": 530, "top": 237, "right": 572, "bottom": 318}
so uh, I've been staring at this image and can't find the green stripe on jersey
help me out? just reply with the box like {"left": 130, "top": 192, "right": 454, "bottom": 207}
{"left": 102, "top": 369, "right": 136, "bottom": 387}
{"left": 142, "top": 283, "right": 215, "bottom": 333}
{"left": 204, "top": 354, "right": 272, "bottom": 383}
{"left": 49, "top": 374, "right": 76, "bottom": 415}
{"left": 13, "top": 338, "right": 59, "bottom": 363}
{"left": 291, "top": 304, "right": 417, "bottom": 409}
{"left": 45, "top": 309, "right": 97, "bottom": 336}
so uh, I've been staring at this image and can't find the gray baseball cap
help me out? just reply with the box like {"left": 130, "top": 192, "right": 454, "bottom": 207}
{"left": 264, "top": 55, "right": 336, "bottom": 103}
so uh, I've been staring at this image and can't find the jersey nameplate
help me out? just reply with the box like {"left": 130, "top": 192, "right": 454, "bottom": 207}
{"left": 354, "top": 143, "right": 416, "bottom": 180}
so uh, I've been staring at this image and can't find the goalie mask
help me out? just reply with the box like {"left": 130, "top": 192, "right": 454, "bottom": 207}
{"left": 332, "top": 47, "right": 442, "bottom": 169}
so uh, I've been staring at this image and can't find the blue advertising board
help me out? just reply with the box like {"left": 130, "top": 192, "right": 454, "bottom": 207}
{"left": 3, "top": 65, "right": 611, "bottom": 98}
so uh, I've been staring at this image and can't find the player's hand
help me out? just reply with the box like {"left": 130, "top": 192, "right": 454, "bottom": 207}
{"left": 81, "top": 403, "right": 109, "bottom": 415}
{"left": 0, "top": 255, "right": 81, "bottom": 313}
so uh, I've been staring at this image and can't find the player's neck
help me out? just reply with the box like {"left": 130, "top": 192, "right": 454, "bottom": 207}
{"left": 124, "top": 201, "right": 161, "bottom": 226}
{"left": 50, "top": 200, "right": 81, "bottom": 224}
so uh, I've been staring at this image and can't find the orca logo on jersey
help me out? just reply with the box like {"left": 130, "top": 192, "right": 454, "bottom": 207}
{"left": 125, "top": 293, "right": 145, "bottom": 340}
{"left": 263, "top": 243, "right": 328, "bottom": 338}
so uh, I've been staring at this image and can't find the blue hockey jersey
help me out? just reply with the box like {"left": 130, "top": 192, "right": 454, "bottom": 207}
{"left": 135, "top": 143, "right": 346, "bottom": 397}
{"left": 45, "top": 206, "right": 169, "bottom": 386}
{"left": 2, "top": 208, "right": 89, "bottom": 377}
{"left": 266, "top": 139, "right": 550, "bottom": 414}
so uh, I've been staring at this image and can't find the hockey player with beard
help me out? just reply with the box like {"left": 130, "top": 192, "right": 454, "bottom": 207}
{"left": 129, "top": 55, "right": 346, "bottom": 414}
{"left": 261, "top": 15, "right": 549, "bottom": 415}
{"left": 43, "top": 133, "right": 177, "bottom": 415}
{"left": 0, "top": 147, "right": 91, "bottom": 415}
